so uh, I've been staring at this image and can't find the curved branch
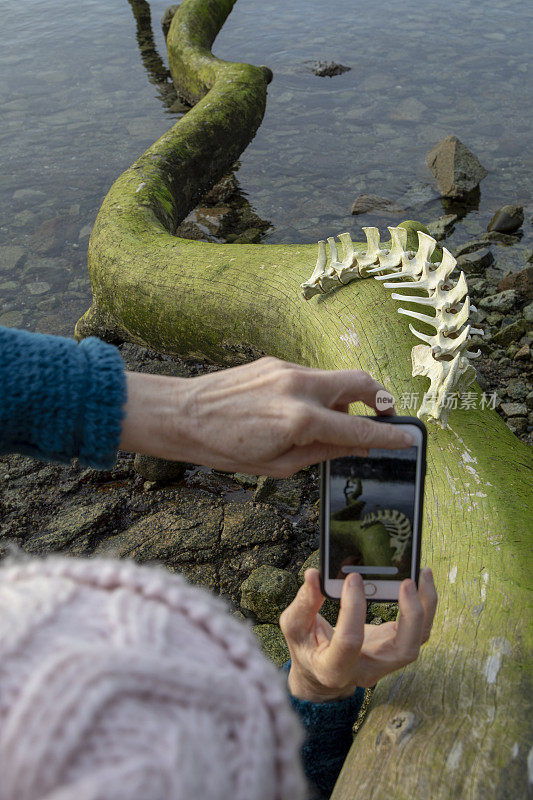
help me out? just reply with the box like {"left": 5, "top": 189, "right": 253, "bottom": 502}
{"left": 76, "top": 1, "right": 533, "bottom": 797}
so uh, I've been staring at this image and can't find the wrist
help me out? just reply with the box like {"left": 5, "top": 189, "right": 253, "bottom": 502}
{"left": 119, "top": 372, "right": 187, "bottom": 459}
{"left": 288, "top": 665, "right": 357, "bottom": 703}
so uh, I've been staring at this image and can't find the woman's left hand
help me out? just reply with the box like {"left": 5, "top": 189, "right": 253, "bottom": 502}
{"left": 279, "top": 567, "right": 437, "bottom": 702}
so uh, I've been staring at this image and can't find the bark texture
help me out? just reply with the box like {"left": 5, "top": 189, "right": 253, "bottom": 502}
{"left": 76, "top": 0, "right": 533, "bottom": 797}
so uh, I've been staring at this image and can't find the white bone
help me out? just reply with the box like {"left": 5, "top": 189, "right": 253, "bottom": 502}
{"left": 356, "top": 227, "right": 387, "bottom": 275}
{"left": 301, "top": 240, "right": 327, "bottom": 299}
{"left": 301, "top": 225, "right": 483, "bottom": 426}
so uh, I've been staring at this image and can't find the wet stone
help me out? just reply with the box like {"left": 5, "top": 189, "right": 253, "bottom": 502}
{"left": 351, "top": 194, "right": 405, "bottom": 216}
{"left": 133, "top": 454, "right": 188, "bottom": 483}
{"left": 26, "top": 500, "right": 120, "bottom": 556}
{"left": 0, "top": 245, "right": 26, "bottom": 273}
{"left": 487, "top": 205, "right": 524, "bottom": 234}
{"left": 221, "top": 502, "right": 290, "bottom": 547}
{"left": 455, "top": 248, "right": 494, "bottom": 274}
{"left": 426, "top": 214, "right": 458, "bottom": 241}
{"left": 500, "top": 402, "right": 527, "bottom": 418}
{"left": 311, "top": 61, "right": 351, "bottom": 77}
{"left": 497, "top": 265, "right": 533, "bottom": 302}
{"left": 426, "top": 135, "right": 487, "bottom": 197}
{"left": 491, "top": 320, "right": 527, "bottom": 347}
{"left": 479, "top": 290, "right": 518, "bottom": 313}
{"left": 25, "top": 281, "right": 51, "bottom": 296}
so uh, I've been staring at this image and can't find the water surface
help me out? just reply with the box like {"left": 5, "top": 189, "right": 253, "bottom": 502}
{"left": 1, "top": 0, "right": 531, "bottom": 336}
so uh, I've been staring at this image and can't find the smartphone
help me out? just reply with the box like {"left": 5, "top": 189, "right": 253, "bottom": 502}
{"left": 320, "top": 416, "right": 426, "bottom": 601}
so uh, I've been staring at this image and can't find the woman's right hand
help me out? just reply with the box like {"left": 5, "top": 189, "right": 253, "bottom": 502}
{"left": 119, "top": 356, "right": 413, "bottom": 476}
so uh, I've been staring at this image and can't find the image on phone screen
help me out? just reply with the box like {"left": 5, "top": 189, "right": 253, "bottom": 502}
{"left": 328, "top": 446, "right": 418, "bottom": 582}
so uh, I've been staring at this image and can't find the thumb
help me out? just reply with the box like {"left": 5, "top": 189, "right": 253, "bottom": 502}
{"left": 280, "top": 569, "right": 325, "bottom": 641}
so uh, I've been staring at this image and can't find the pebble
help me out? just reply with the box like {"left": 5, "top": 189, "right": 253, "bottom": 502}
{"left": 351, "top": 194, "right": 405, "bottom": 215}
{"left": 500, "top": 402, "right": 527, "bottom": 417}
{"left": 514, "top": 344, "right": 530, "bottom": 361}
{"left": 479, "top": 290, "right": 518, "bottom": 313}
{"left": 523, "top": 302, "right": 533, "bottom": 324}
{"left": 0, "top": 245, "right": 26, "bottom": 273}
{"left": 25, "top": 281, "right": 51, "bottom": 295}
{"left": 456, "top": 248, "right": 494, "bottom": 274}
{"left": 426, "top": 214, "right": 457, "bottom": 241}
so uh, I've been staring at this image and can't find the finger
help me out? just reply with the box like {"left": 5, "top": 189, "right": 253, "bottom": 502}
{"left": 264, "top": 443, "right": 370, "bottom": 477}
{"left": 418, "top": 568, "right": 438, "bottom": 643}
{"left": 304, "top": 369, "right": 396, "bottom": 415}
{"left": 305, "top": 407, "right": 413, "bottom": 451}
{"left": 326, "top": 573, "right": 366, "bottom": 668}
{"left": 395, "top": 579, "right": 425, "bottom": 662}
{"left": 279, "top": 569, "right": 324, "bottom": 641}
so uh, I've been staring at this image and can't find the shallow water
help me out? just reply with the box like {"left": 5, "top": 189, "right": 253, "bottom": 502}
{"left": 1, "top": 0, "right": 531, "bottom": 336}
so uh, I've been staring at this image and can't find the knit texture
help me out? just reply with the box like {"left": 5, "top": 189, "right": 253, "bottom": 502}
{"left": 0, "top": 326, "right": 126, "bottom": 469}
{"left": 281, "top": 661, "right": 364, "bottom": 799}
{"left": 0, "top": 556, "right": 307, "bottom": 800}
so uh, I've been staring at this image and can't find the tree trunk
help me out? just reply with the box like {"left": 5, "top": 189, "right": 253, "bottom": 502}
{"left": 76, "top": 1, "right": 533, "bottom": 797}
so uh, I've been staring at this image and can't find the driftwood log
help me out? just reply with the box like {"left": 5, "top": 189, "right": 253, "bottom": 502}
{"left": 76, "top": 0, "right": 533, "bottom": 796}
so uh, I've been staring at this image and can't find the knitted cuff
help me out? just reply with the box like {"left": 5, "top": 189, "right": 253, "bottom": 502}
{"left": 0, "top": 327, "right": 126, "bottom": 469}
{"left": 281, "top": 660, "right": 364, "bottom": 799}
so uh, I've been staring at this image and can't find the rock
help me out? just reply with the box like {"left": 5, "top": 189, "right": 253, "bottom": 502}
{"left": 203, "top": 173, "right": 239, "bottom": 206}
{"left": 25, "top": 281, "right": 50, "bottom": 296}
{"left": 487, "top": 205, "right": 524, "bottom": 234}
{"left": 479, "top": 290, "right": 518, "bottom": 313}
{"left": 514, "top": 344, "right": 530, "bottom": 361}
{"left": 426, "top": 214, "right": 458, "bottom": 241}
{"left": 161, "top": 4, "right": 180, "bottom": 38}
{"left": 497, "top": 266, "right": 533, "bottom": 302}
{"left": 12, "top": 188, "right": 45, "bottom": 202}
{"left": 195, "top": 204, "right": 232, "bottom": 235}
{"left": 312, "top": 61, "right": 351, "bottom": 77}
{"left": 455, "top": 248, "right": 494, "bottom": 274}
{"left": 524, "top": 302, "right": 533, "bottom": 324}
{"left": 500, "top": 402, "right": 527, "bottom": 418}
{"left": 389, "top": 97, "right": 428, "bottom": 123}
{"left": 454, "top": 239, "right": 491, "bottom": 258}
{"left": 221, "top": 503, "right": 290, "bottom": 547}
{"left": 368, "top": 602, "right": 398, "bottom": 624}
{"left": 27, "top": 501, "right": 119, "bottom": 555}
{"left": 297, "top": 550, "right": 338, "bottom": 626}
{"left": 133, "top": 454, "right": 188, "bottom": 483}
{"left": 94, "top": 495, "right": 223, "bottom": 564}
{"left": 485, "top": 311, "right": 504, "bottom": 325}
{"left": 253, "top": 474, "right": 306, "bottom": 513}
{"left": 30, "top": 215, "right": 78, "bottom": 256}
{"left": 174, "top": 220, "right": 216, "bottom": 242}
{"left": 252, "top": 624, "right": 290, "bottom": 666}
{"left": 240, "top": 565, "right": 298, "bottom": 623}
{"left": 491, "top": 319, "right": 527, "bottom": 346}
{"left": 351, "top": 194, "right": 405, "bottom": 216}
{"left": 484, "top": 230, "right": 522, "bottom": 246}
{"left": 505, "top": 416, "right": 528, "bottom": 435}
{"left": 426, "top": 135, "right": 487, "bottom": 198}
{"left": 0, "top": 245, "right": 26, "bottom": 273}
{"left": 506, "top": 379, "right": 528, "bottom": 402}
{"left": 225, "top": 227, "right": 262, "bottom": 244}
{"left": 526, "top": 391, "right": 533, "bottom": 410}
{"left": 253, "top": 476, "right": 277, "bottom": 502}
{"left": 233, "top": 472, "right": 257, "bottom": 487}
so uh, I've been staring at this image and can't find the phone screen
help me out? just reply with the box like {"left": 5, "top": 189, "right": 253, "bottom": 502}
{"left": 327, "top": 446, "right": 418, "bottom": 582}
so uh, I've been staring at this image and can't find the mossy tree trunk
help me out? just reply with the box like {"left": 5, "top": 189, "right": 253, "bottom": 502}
{"left": 76, "top": 1, "right": 533, "bottom": 796}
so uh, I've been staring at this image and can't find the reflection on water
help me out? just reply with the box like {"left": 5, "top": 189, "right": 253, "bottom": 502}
{"left": 330, "top": 476, "right": 415, "bottom": 520}
{"left": 1, "top": 0, "right": 531, "bottom": 336}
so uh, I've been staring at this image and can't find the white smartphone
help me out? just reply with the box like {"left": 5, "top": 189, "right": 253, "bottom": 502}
{"left": 320, "top": 416, "right": 427, "bottom": 601}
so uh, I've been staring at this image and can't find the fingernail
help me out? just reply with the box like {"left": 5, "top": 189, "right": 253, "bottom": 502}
{"left": 422, "top": 568, "right": 433, "bottom": 581}
{"left": 348, "top": 573, "right": 361, "bottom": 589}
{"left": 406, "top": 579, "right": 417, "bottom": 595}
{"left": 403, "top": 432, "right": 413, "bottom": 445}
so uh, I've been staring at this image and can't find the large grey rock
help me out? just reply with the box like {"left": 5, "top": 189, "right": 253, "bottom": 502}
{"left": 454, "top": 239, "right": 491, "bottom": 258}
{"left": 479, "top": 290, "right": 518, "bottom": 313}
{"left": 222, "top": 503, "right": 290, "bottom": 547}
{"left": 500, "top": 402, "right": 527, "bottom": 418}
{"left": 426, "top": 135, "right": 487, "bottom": 197}
{"left": 487, "top": 205, "right": 524, "bottom": 234}
{"left": 240, "top": 565, "right": 298, "bottom": 623}
{"left": 27, "top": 500, "right": 119, "bottom": 556}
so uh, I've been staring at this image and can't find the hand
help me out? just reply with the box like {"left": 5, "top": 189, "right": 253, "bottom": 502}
{"left": 119, "top": 357, "right": 413, "bottom": 476}
{"left": 279, "top": 568, "right": 437, "bottom": 702}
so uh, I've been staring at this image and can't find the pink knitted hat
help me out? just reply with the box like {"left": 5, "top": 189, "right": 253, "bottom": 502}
{"left": 0, "top": 556, "right": 306, "bottom": 800}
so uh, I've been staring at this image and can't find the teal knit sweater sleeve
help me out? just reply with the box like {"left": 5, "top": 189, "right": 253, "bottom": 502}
{"left": 282, "top": 661, "right": 364, "bottom": 799}
{"left": 0, "top": 326, "right": 126, "bottom": 469}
